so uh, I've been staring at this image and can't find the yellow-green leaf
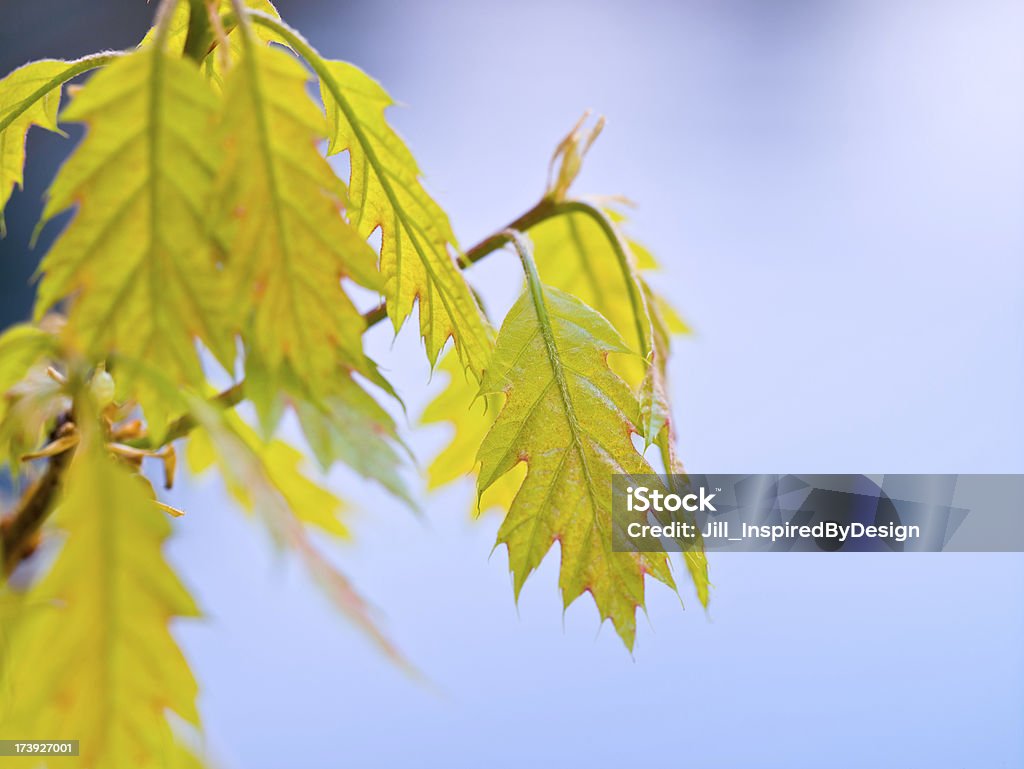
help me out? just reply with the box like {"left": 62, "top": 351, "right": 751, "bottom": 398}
{"left": 530, "top": 209, "right": 651, "bottom": 387}
{"left": 2, "top": 416, "right": 201, "bottom": 768}
{"left": 186, "top": 409, "right": 350, "bottom": 538}
{"left": 546, "top": 112, "right": 604, "bottom": 203}
{"left": 0, "top": 321, "right": 61, "bottom": 466}
{"left": 0, "top": 365, "right": 68, "bottom": 474}
{"left": 316, "top": 58, "right": 493, "bottom": 379}
{"left": 289, "top": 371, "right": 416, "bottom": 509}
{"left": 33, "top": 46, "right": 233, "bottom": 430}
{"left": 0, "top": 60, "right": 67, "bottom": 233}
{"left": 184, "top": 395, "right": 414, "bottom": 670}
{"left": 0, "top": 324, "right": 55, "bottom": 403}
{"left": 561, "top": 213, "right": 706, "bottom": 602}
{"left": 214, "top": 41, "right": 381, "bottom": 408}
{"left": 419, "top": 352, "right": 522, "bottom": 515}
{"left": 477, "top": 234, "right": 674, "bottom": 648}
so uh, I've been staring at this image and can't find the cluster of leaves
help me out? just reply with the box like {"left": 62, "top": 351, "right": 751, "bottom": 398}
{"left": 0, "top": 0, "right": 706, "bottom": 765}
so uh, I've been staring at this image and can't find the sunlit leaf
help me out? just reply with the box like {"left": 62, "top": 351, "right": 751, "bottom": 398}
{"left": 2, "top": 413, "right": 202, "bottom": 768}
{"left": 33, "top": 46, "right": 233, "bottom": 430}
{"left": 289, "top": 371, "right": 416, "bottom": 510}
{"left": 419, "top": 352, "right": 521, "bottom": 515}
{"left": 315, "top": 57, "right": 494, "bottom": 379}
{"left": 0, "top": 60, "right": 67, "bottom": 234}
{"left": 186, "top": 409, "right": 350, "bottom": 538}
{"left": 477, "top": 234, "right": 674, "bottom": 648}
{"left": 214, "top": 40, "right": 382, "bottom": 415}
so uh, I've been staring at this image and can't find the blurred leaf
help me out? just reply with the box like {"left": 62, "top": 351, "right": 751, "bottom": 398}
{"left": 0, "top": 324, "right": 56, "bottom": 402}
{"left": 0, "top": 367, "right": 68, "bottom": 474}
{"left": 2, "top": 413, "right": 202, "bottom": 768}
{"left": 186, "top": 409, "right": 350, "bottom": 538}
{"left": 419, "top": 352, "right": 521, "bottom": 515}
{"left": 477, "top": 236, "right": 674, "bottom": 649}
{"left": 34, "top": 46, "right": 233, "bottom": 431}
{"left": 290, "top": 372, "right": 416, "bottom": 510}
{"left": 185, "top": 395, "right": 414, "bottom": 670}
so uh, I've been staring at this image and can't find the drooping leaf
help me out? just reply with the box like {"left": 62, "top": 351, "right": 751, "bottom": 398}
{"left": 644, "top": 282, "right": 709, "bottom": 605}
{"left": 422, "top": 207, "right": 693, "bottom": 513}
{"left": 33, "top": 45, "right": 234, "bottom": 431}
{"left": 108, "top": 355, "right": 409, "bottom": 665}
{"left": 183, "top": 395, "right": 414, "bottom": 671}
{"left": 314, "top": 56, "right": 493, "bottom": 379}
{"left": 2, "top": 412, "right": 202, "bottom": 768}
{"left": 186, "top": 409, "right": 351, "bottom": 538}
{"left": 288, "top": 371, "right": 417, "bottom": 510}
{"left": 537, "top": 208, "right": 706, "bottom": 602}
{"left": 240, "top": 345, "right": 411, "bottom": 507}
{"left": 530, "top": 208, "right": 651, "bottom": 389}
{"left": 0, "top": 60, "right": 67, "bottom": 234}
{"left": 213, "top": 39, "right": 383, "bottom": 415}
{"left": 477, "top": 234, "right": 674, "bottom": 648}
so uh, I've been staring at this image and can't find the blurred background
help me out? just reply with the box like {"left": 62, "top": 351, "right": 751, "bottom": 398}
{"left": 2, "top": 1, "right": 1023, "bottom": 767}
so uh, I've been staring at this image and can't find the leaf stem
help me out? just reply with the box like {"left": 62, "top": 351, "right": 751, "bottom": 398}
{"left": 182, "top": 0, "right": 214, "bottom": 63}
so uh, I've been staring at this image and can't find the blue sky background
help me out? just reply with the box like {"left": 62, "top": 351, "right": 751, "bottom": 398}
{"left": 2, "top": 1, "right": 1024, "bottom": 767}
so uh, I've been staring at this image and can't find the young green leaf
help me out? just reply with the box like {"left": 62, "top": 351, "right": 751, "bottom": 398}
{"left": 420, "top": 352, "right": 522, "bottom": 515}
{"left": 532, "top": 208, "right": 708, "bottom": 602}
{"left": 247, "top": 19, "right": 495, "bottom": 379}
{"left": 33, "top": 46, "right": 233, "bottom": 430}
{"left": 0, "top": 324, "right": 56, "bottom": 406}
{"left": 0, "top": 321, "right": 64, "bottom": 469}
{"left": 213, "top": 40, "right": 382, "bottom": 412}
{"left": 529, "top": 208, "right": 652, "bottom": 388}
{"left": 477, "top": 232, "right": 674, "bottom": 648}
{"left": 0, "top": 60, "right": 68, "bottom": 234}
{"left": 645, "top": 285, "right": 710, "bottom": 606}
{"left": 289, "top": 372, "right": 417, "bottom": 510}
{"left": 3, "top": 413, "right": 202, "bottom": 768}
{"left": 546, "top": 112, "right": 604, "bottom": 203}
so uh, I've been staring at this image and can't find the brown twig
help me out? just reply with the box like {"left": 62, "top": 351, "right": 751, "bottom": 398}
{"left": 1, "top": 418, "right": 74, "bottom": 576}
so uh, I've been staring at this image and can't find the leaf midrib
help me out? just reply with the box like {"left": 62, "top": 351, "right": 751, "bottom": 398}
{"left": 239, "top": 43, "right": 311, "bottom": 365}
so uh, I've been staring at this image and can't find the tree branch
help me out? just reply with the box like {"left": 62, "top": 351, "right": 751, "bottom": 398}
{"left": 1, "top": 422, "right": 73, "bottom": 576}
{"left": 0, "top": 194, "right": 586, "bottom": 578}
